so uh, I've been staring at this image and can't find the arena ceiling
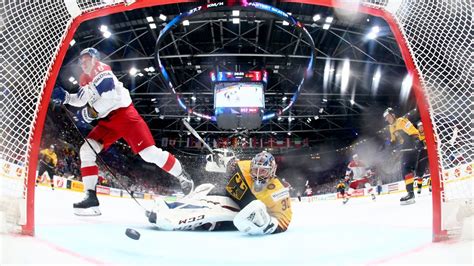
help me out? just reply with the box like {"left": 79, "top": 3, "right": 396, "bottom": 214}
{"left": 57, "top": 1, "right": 416, "bottom": 150}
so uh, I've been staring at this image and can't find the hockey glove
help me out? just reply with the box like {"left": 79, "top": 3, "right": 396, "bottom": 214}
{"left": 74, "top": 107, "right": 95, "bottom": 124}
{"left": 414, "top": 139, "right": 425, "bottom": 151}
{"left": 233, "top": 200, "right": 278, "bottom": 236}
{"left": 51, "top": 87, "right": 70, "bottom": 105}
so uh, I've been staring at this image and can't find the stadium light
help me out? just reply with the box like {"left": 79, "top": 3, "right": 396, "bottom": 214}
{"left": 149, "top": 23, "right": 157, "bottom": 29}
{"left": 325, "top": 16, "right": 333, "bottom": 23}
{"left": 322, "top": 23, "right": 330, "bottom": 30}
{"left": 322, "top": 98, "right": 328, "bottom": 102}
{"left": 341, "top": 59, "right": 350, "bottom": 94}
{"left": 282, "top": 20, "right": 289, "bottom": 26}
{"left": 159, "top": 14, "right": 167, "bottom": 21}
{"left": 400, "top": 73, "right": 413, "bottom": 102}
{"left": 350, "top": 99, "right": 355, "bottom": 105}
{"left": 146, "top": 16, "right": 154, "bottom": 22}
{"left": 129, "top": 67, "right": 138, "bottom": 75}
{"left": 182, "top": 20, "right": 190, "bottom": 26}
{"left": 319, "top": 107, "right": 324, "bottom": 113}
{"left": 282, "top": 96, "right": 287, "bottom": 102}
{"left": 154, "top": 107, "right": 160, "bottom": 113}
{"left": 232, "top": 10, "right": 240, "bottom": 16}
{"left": 367, "top": 26, "right": 380, "bottom": 40}
{"left": 99, "top": 25, "right": 108, "bottom": 32}
{"left": 72, "top": 80, "right": 78, "bottom": 85}
{"left": 371, "top": 67, "right": 381, "bottom": 95}
{"left": 312, "top": 14, "right": 321, "bottom": 22}
{"left": 287, "top": 132, "right": 292, "bottom": 136}
{"left": 323, "top": 58, "right": 331, "bottom": 92}
{"left": 103, "top": 31, "right": 112, "bottom": 38}
{"left": 191, "top": 95, "right": 197, "bottom": 101}
{"left": 69, "top": 39, "right": 76, "bottom": 46}
{"left": 232, "top": 18, "right": 240, "bottom": 24}
{"left": 68, "top": 77, "right": 75, "bottom": 83}
{"left": 314, "top": 115, "right": 319, "bottom": 120}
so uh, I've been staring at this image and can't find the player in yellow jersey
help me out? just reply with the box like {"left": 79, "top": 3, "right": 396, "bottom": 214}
{"left": 147, "top": 151, "right": 292, "bottom": 235}
{"left": 228, "top": 151, "right": 292, "bottom": 235}
{"left": 383, "top": 108, "right": 422, "bottom": 205}
{"left": 415, "top": 121, "right": 430, "bottom": 194}
{"left": 36, "top": 145, "right": 58, "bottom": 190}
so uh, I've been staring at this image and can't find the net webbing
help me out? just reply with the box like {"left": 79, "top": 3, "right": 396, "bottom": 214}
{"left": 0, "top": 0, "right": 124, "bottom": 233}
{"left": 365, "top": 0, "right": 473, "bottom": 233}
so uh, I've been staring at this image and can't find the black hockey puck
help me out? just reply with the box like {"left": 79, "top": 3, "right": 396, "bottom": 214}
{"left": 125, "top": 228, "right": 140, "bottom": 240}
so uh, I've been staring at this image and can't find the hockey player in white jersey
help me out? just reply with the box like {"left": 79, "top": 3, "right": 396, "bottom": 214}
{"left": 51, "top": 48, "right": 194, "bottom": 216}
{"left": 342, "top": 154, "right": 376, "bottom": 204}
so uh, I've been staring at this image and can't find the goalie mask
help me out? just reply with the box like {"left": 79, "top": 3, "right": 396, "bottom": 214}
{"left": 250, "top": 151, "right": 277, "bottom": 192}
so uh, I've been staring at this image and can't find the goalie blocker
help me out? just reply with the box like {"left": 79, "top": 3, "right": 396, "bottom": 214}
{"left": 148, "top": 151, "right": 292, "bottom": 235}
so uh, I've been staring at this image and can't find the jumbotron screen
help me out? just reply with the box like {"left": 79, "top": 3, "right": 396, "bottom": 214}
{"left": 214, "top": 82, "right": 264, "bottom": 109}
{"left": 212, "top": 71, "right": 266, "bottom": 130}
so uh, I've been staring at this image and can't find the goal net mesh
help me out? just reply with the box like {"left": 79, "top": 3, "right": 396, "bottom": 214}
{"left": 0, "top": 0, "right": 472, "bottom": 238}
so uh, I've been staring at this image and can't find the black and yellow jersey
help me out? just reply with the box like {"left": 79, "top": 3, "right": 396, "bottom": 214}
{"left": 336, "top": 182, "right": 346, "bottom": 190}
{"left": 40, "top": 148, "right": 58, "bottom": 166}
{"left": 418, "top": 128, "right": 426, "bottom": 146}
{"left": 388, "top": 117, "right": 420, "bottom": 148}
{"left": 226, "top": 160, "right": 292, "bottom": 233}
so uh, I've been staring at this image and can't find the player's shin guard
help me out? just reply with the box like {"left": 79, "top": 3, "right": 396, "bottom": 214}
{"left": 401, "top": 173, "right": 415, "bottom": 205}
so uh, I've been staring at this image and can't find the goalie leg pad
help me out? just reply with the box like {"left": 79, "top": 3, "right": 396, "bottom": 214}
{"left": 149, "top": 196, "right": 238, "bottom": 231}
{"left": 233, "top": 200, "right": 278, "bottom": 235}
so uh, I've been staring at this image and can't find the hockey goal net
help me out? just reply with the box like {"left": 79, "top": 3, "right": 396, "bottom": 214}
{"left": 1, "top": 0, "right": 472, "bottom": 241}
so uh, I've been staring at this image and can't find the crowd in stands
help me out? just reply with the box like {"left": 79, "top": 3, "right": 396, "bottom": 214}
{"left": 41, "top": 106, "right": 469, "bottom": 199}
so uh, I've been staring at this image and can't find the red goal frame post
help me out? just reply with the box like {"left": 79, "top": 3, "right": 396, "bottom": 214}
{"left": 26, "top": 0, "right": 445, "bottom": 240}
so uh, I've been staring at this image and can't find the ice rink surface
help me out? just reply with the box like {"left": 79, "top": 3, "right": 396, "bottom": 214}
{"left": 1, "top": 186, "right": 472, "bottom": 265}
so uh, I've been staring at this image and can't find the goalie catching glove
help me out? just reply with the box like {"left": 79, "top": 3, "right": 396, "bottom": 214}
{"left": 233, "top": 199, "right": 278, "bottom": 236}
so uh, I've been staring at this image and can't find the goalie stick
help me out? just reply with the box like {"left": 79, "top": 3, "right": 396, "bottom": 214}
{"left": 182, "top": 119, "right": 227, "bottom": 168}
{"left": 59, "top": 105, "right": 149, "bottom": 213}
{"left": 182, "top": 119, "right": 214, "bottom": 154}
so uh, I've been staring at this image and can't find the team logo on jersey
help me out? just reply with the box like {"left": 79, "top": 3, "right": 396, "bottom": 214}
{"left": 266, "top": 183, "right": 275, "bottom": 190}
{"left": 226, "top": 173, "right": 248, "bottom": 200}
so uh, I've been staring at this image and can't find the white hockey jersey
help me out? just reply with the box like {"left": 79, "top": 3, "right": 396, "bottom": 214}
{"left": 346, "top": 160, "right": 367, "bottom": 180}
{"left": 68, "top": 62, "right": 132, "bottom": 118}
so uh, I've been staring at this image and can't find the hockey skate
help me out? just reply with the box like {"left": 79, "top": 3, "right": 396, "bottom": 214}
{"left": 400, "top": 192, "right": 415, "bottom": 205}
{"left": 177, "top": 170, "right": 194, "bottom": 195}
{"left": 371, "top": 194, "right": 376, "bottom": 201}
{"left": 73, "top": 189, "right": 101, "bottom": 216}
{"left": 342, "top": 197, "right": 349, "bottom": 204}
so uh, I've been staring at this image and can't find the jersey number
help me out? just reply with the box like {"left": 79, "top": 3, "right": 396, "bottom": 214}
{"left": 281, "top": 198, "right": 290, "bottom": 211}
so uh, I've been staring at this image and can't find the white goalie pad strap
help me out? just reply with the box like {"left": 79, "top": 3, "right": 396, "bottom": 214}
{"left": 233, "top": 200, "right": 278, "bottom": 235}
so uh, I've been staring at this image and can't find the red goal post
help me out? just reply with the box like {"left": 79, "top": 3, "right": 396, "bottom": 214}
{"left": 1, "top": 0, "right": 471, "bottom": 242}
